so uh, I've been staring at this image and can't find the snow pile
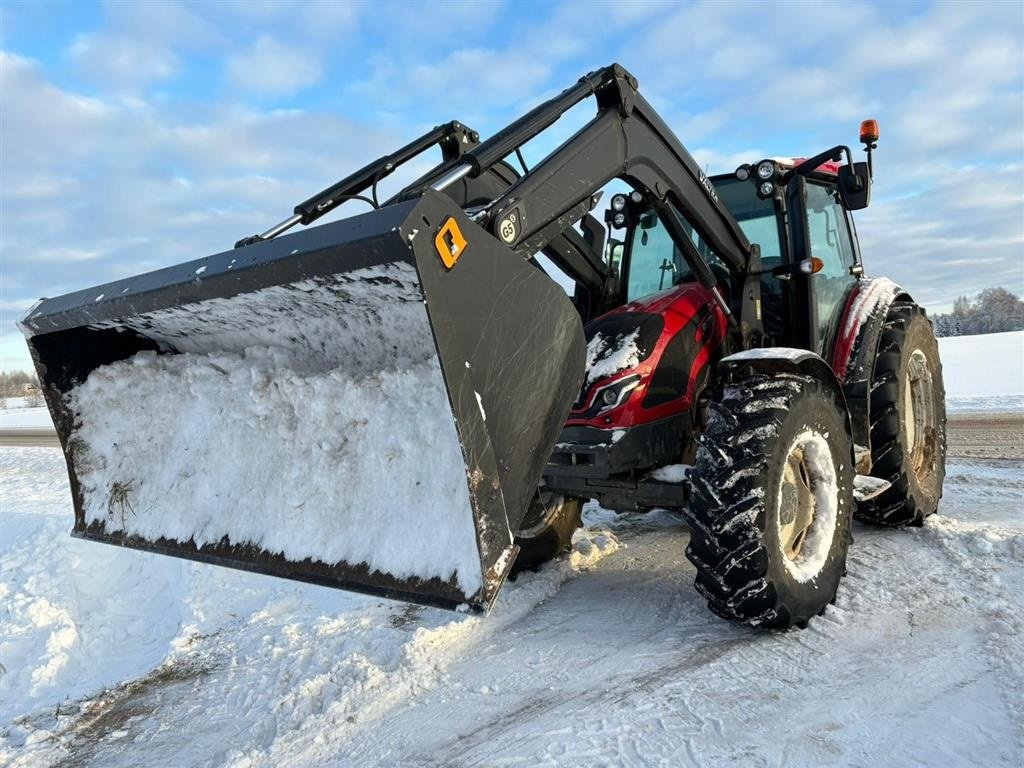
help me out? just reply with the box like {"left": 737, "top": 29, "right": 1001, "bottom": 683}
{"left": 2, "top": 445, "right": 1023, "bottom": 765}
{"left": 938, "top": 330, "right": 1024, "bottom": 411}
{"left": 650, "top": 463, "right": 690, "bottom": 482}
{"left": 584, "top": 330, "right": 641, "bottom": 385}
{"left": 66, "top": 263, "right": 484, "bottom": 597}
{"left": 0, "top": 449, "right": 189, "bottom": 723}
{"left": 925, "top": 515, "right": 1024, "bottom": 563}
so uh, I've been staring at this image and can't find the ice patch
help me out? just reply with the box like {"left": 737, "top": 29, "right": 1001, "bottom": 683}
{"left": 853, "top": 474, "right": 890, "bottom": 501}
{"left": 841, "top": 277, "right": 902, "bottom": 340}
{"left": 723, "top": 346, "right": 810, "bottom": 363}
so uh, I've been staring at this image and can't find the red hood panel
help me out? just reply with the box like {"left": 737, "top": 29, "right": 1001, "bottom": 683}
{"left": 568, "top": 282, "right": 727, "bottom": 430}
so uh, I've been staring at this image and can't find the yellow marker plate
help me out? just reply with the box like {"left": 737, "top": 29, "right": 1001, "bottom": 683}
{"left": 434, "top": 217, "right": 467, "bottom": 269}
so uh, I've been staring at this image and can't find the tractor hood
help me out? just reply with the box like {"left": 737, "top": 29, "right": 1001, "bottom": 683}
{"left": 568, "top": 282, "right": 727, "bottom": 429}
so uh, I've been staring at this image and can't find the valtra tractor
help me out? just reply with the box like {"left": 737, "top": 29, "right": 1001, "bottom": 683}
{"left": 22, "top": 64, "right": 946, "bottom": 629}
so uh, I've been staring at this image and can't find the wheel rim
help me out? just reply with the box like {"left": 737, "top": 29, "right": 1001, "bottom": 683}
{"left": 779, "top": 444, "right": 816, "bottom": 561}
{"left": 776, "top": 431, "right": 839, "bottom": 581}
{"left": 904, "top": 348, "right": 936, "bottom": 487}
{"left": 517, "top": 487, "right": 563, "bottom": 539}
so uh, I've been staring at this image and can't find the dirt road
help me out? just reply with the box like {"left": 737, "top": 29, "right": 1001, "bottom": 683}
{"left": 0, "top": 429, "right": 59, "bottom": 448}
{"left": 946, "top": 411, "right": 1024, "bottom": 460}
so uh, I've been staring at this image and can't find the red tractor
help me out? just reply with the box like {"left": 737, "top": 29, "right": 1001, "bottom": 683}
{"left": 24, "top": 65, "right": 945, "bottom": 629}
{"left": 529, "top": 130, "right": 946, "bottom": 628}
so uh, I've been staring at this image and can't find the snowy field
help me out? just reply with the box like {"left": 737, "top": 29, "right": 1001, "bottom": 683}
{"left": 1, "top": 331, "right": 1022, "bottom": 766}
{"left": 940, "top": 330, "right": 1024, "bottom": 411}
{"left": 0, "top": 399, "right": 52, "bottom": 430}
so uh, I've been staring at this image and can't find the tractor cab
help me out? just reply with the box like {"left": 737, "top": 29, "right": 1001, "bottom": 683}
{"left": 601, "top": 121, "right": 878, "bottom": 361}
{"left": 712, "top": 159, "right": 865, "bottom": 357}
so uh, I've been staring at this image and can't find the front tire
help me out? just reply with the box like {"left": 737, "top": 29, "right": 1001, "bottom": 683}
{"left": 511, "top": 489, "right": 583, "bottom": 574}
{"left": 685, "top": 373, "right": 855, "bottom": 629}
{"left": 858, "top": 303, "right": 946, "bottom": 526}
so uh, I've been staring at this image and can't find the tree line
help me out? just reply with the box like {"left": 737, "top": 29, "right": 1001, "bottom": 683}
{"left": 0, "top": 370, "right": 43, "bottom": 407}
{"left": 931, "top": 287, "right": 1024, "bottom": 337}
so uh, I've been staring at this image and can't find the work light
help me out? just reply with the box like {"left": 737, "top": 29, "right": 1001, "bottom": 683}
{"left": 756, "top": 160, "right": 776, "bottom": 180}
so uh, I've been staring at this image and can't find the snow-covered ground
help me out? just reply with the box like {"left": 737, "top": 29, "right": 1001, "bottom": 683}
{"left": 0, "top": 401, "right": 52, "bottom": 430}
{"left": 1, "top": 330, "right": 1022, "bottom": 766}
{"left": 940, "top": 330, "right": 1024, "bottom": 411}
{"left": 2, "top": 447, "right": 1022, "bottom": 766}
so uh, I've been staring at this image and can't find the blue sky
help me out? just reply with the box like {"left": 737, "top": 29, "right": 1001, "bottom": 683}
{"left": 2, "top": 0, "right": 1022, "bottom": 371}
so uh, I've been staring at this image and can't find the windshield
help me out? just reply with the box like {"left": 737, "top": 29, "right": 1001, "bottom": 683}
{"left": 625, "top": 207, "right": 723, "bottom": 302}
{"left": 711, "top": 177, "right": 782, "bottom": 270}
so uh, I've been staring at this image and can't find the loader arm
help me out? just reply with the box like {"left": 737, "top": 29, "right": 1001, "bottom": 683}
{"left": 400, "top": 65, "right": 753, "bottom": 276}
{"left": 398, "top": 64, "right": 762, "bottom": 338}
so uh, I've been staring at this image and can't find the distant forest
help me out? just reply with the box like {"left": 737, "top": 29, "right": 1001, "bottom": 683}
{"left": 0, "top": 370, "right": 42, "bottom": 406}
{"left": 931, "top": 287, "right": 1024, "bottom": 337}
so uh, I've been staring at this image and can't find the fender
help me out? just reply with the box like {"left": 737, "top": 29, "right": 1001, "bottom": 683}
{"left": 831, "top": 277, "right": 914, "bottom": 447}
{"left": 717, "top": 347, "right": 854, "bottom": 449}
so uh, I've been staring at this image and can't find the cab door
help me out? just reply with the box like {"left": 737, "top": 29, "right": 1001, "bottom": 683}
{"left": 787, "top": 177, "right": 859, "bottom": 356}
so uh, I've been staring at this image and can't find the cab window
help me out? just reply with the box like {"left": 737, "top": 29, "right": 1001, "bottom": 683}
{"left": 625, "top": 208, "right": 722, "bottom": 302}
{"left": 806, "top": 181, "right": 857, "bottom": 352}
{"left": 713, "top": 177, "right": 786, "bottom": 338}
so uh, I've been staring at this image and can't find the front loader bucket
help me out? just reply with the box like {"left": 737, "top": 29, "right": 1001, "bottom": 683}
{"left": 21, "top": 191, "right": 585, "bottom": 611}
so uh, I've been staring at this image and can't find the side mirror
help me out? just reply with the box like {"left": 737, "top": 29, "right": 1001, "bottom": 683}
{"left": 838, "top": 162, "right": 871, "bottom": 210}
{"left": 580, "top": 212, "right": 606, "bottom": 266}
{"left": 639, "top": 213, "right": 659, "bottom": 230}
{"left": 607, "top": 242, "right": 624, "bottom": 276}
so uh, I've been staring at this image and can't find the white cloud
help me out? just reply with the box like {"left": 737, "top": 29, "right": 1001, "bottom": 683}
{"left": 0, "top": 52, "right": 404, "bottom": 371}
{"left": 225, "top": 35, "right": 323, "bottom": 96}
{"left": 67, "top": 32, "right": 179, "bottom": 89}
{"left": 621, "top": 0, "right": 1024, "bottom": 313}
{"left": 63, "top": 1, "right": 220, "bottom": 92}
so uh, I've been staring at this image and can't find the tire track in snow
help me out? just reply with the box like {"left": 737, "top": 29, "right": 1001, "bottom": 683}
{"left": 326, "top": 483, "right": 1023, "bottom": 768}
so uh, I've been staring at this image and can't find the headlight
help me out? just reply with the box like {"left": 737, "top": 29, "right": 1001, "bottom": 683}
{"left": 756, "top": 160, "right": 776, "bottom": 180}
{"left": 612, "top": 212, "right": 627, "bottom": 228}
{"left": 590, "top": 374, "right": 642, "bottom": 413}
{"left": 611, "top": 194, "right": 627, "bottom": 212}
{"left": 759, "top": 181, "right": 774, "bottom": 197}
{"left": 630, "top": 190, "right": 644, "bottom": 204}
{"left": 735, "top": 164, "right": 750, "bottom": 181}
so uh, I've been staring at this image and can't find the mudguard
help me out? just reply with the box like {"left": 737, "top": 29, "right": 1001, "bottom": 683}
{"left": 830, "top": 277, "right": 914, "bottom": 447}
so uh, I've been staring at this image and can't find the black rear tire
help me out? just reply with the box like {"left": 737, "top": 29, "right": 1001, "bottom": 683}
{"left": 511, "top": 490, "right": 583, "bottom": 574}
{"left": 858, "top": 303, "right": 946, "bottom": 526}
{"left": 685, "top": 373, "right": 855, "bottom": 629}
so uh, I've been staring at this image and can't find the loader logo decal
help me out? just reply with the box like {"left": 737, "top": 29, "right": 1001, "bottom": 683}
{"left": 498, "top": 212, "right": 519, "bottom": 244}
{"left": 434, "top": 217, "right": 467, "bottom": 269}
